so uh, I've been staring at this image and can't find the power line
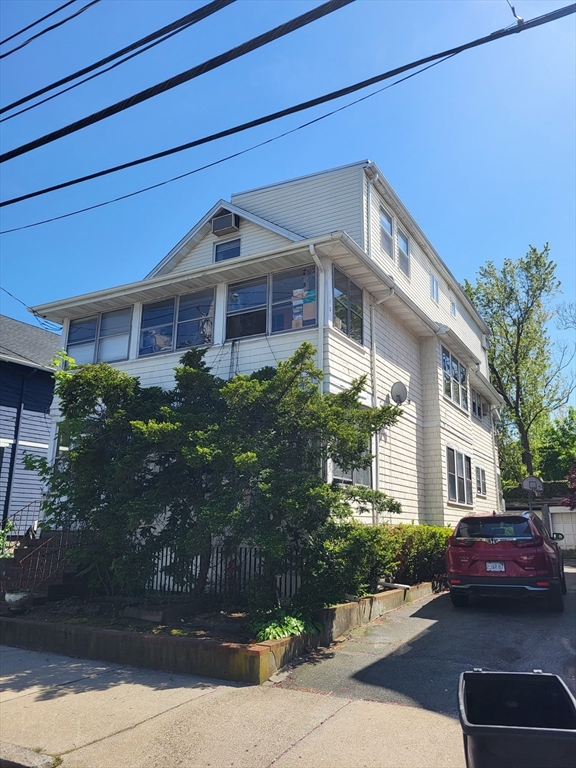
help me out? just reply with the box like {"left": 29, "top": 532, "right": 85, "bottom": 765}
{"left": 0, "top": 0, "right": 237, "bottom": 119}
{"left": 1, "top": 2, "right": 573, "bottom": 209}
{"left": 0, "top": 55, "right": 477, "bottom": 235}
{"left": 0, "top": 0, "right": 77, "bottom": 46}
{"left": 0, "top": 0, "right": 354, "bottom": 164}
{"left": 0, "top": 0, "right": 101, "bottom": 60}
{"left": 0, "top": 287, "right": 61, "bottom": 331}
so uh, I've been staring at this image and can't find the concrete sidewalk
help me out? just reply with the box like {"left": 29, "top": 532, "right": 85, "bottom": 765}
{"left": 0, "top": 644, "right": 465, "bottom": 768}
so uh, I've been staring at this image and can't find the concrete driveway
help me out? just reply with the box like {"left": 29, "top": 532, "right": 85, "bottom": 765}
{"left": 277, "top": 565, "right": 576, "bottom": 716}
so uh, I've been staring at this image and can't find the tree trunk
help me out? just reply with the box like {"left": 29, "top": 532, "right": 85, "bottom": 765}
{"left": 193, "top": 534, "right": 212, "bottom": 596}
{"left": 517, "top": 423, "right": 534, "bottom": 475}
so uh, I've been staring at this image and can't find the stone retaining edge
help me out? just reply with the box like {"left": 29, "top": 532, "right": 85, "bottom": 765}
{"left": 0, "top": 583, "right": 435, "bottom": 685}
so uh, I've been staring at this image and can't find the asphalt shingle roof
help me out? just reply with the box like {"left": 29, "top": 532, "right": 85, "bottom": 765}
{"left": 0, "top": 315, "right": 61, "bottom": 370}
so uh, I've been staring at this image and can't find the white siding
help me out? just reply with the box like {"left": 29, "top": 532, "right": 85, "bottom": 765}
{"left": 232, "top": 165, "right": 365, "bottom": 246}
{"left": 170, "top": 221, "right": 293, "bottom": 276}
{"left": 110, "top": 329, "right": 319, "bottom": 390}
{"left": 366, "top": 185, "right": 489, "bottom": 377}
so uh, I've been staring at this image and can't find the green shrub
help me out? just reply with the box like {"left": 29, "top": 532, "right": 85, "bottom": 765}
{"left": 295, "top": 521, "right": 451, "bottom": 611}
{"left": 387, "top": 524, "right": 451, "bottom": 585}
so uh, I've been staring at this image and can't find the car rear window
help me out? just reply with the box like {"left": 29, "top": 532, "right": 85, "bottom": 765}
{"left": 455, "top": 517, "right": 534, "bottom": 540}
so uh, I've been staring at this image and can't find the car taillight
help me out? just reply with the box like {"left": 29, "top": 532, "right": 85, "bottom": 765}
{"left": 513, "top": 537, "right": 542, "bottom": 548}
{"left": 448, "top": 537, "right": 474, "bottom": 548}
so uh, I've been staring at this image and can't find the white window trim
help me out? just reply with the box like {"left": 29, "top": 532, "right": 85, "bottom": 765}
{"left": 446, "top": 446, "right": 474, "bottom": 506}
{"left": 379, "top": 206, "right": 394, "bottom": 261}
{"left": 430, "top": 273, "right": 439, "bottom": 303}
{"left": 332, "top": 266, "right": 364, "bottom": 346}
{"left": 442, "top": 346, "right": 469, "bottom": 412}
{"left": 139, "top": 290, "right": 215, "bottom": 357}
{"left": 397, "top": 228, "right": 410, "bottom": 277}
{"left": 67, "top": 307, "right": 133, "bottom": 365}
{"left": 213, "top": 237, "right": 242, "bottom": 263}
{"left": 226, "top": 264, "right": 318, "bottom": 342}
{"left": 476, "top": 465, "right": 487, "bottom": 496}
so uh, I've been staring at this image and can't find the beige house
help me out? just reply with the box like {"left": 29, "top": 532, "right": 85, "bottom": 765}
{"left": 32, "top": 160, "right": 503, "bottom": 527}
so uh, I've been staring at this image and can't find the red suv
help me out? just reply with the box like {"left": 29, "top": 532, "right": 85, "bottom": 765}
{"left": 446, "top": 513, "right": 566, "bottom": 611}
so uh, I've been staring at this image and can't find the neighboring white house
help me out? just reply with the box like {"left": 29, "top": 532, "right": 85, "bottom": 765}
{"left": 31, "top": 160, "right": 503, "bottom": 527}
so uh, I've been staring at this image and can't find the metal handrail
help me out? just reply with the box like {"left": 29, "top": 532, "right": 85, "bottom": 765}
{"left": 16, "top": 530, "right": 75, "bottom": 592}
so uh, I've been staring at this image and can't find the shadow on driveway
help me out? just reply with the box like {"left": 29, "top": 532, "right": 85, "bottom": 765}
{"left": 351, "top": 569, "right": 576, "bottom": 716}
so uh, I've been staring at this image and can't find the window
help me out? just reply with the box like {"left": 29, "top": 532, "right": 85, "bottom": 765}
{"left": 214, "top": 238, "right": 241, "bottom": 262}
{"left": 475, "top": 466, "right": 487, "bottom": 496}
{"left": 450, "top": 299, "right": 457, "bottom": 317}
{"left": 430, "top": 273, "right": 439, "bottom": 303}
{"left": 456, "top": 516, "right": 533, "bottom": 539}
{"left": 139, "top": 290, "right": 214, "bottom": 356}
{"left": 271, "top": 266, "right": 316, "bottom": 333}
{"left": 333, "top": 453, "right": 372, "bottom": 488}
{"left": 447, "top": 447, "right": 473, "bottom": 505}
{"left": 68, "top": 308, "right": 131, "bottom": 364}
{"left": 442, "top": 346, "right": 468, "bottom": 410}
{"left": 398, "top": 229, "right": 410, "bottom": 276}
{"left": 471, "top": 388, "right": 488, "bottom": 420}
{"left": 333, "top": 267, "right": 363, "bottom": 344}
{"left": 380, "top": 208, "right": 393, "bottom": 258}
{"left": 226, "top": 266, "right": 317, "bottom": 341}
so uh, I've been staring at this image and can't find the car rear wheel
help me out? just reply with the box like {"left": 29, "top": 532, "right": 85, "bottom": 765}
{"left": 547, "top": 587, "right": 564, "bottom": 612}
{"left": 450, "top": 591, "right": 469, "bottom": 608}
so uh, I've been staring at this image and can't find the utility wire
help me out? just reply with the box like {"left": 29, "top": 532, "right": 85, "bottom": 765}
{"left": 1, "top": 2, "right": 573, "bottom": 209}
{"left": 0, "top": 55, "right": 474, "bottom": 234}
{"left": 0, "top": 286, "right": 61, "bottom": 331}
{"left": 0, "top": 0, "right": 101, "bottom": 60}
{"left": 0, "top": 0, "right": 77, "bottom": 46}
{"left": 0, "top": 0, "right": 237, "bottom": 118}
{"left": 0, "top": 0, "right": 354, "bottom": 164}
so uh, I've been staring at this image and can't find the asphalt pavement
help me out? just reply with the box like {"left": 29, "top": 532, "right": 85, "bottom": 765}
{"left": 277, "top": 565, "right": 576, "bottom": 716}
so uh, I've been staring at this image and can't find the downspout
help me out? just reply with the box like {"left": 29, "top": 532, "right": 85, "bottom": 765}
{"left": 370, "top": 289, "right": 395, "bottom": 523}
{"left": 3, "top": 368, "right": 35, "bottom": 525}
{"left": 309, "top": 244, "right": 324, "bottom": 390}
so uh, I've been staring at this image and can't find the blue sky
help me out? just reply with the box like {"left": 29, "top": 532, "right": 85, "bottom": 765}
{"left": 0, "top": 0, "right": 574, "bottom": 360}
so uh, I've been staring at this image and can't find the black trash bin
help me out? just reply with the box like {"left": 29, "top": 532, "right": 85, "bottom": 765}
{"left": 458, "top": 670, "right": 576, "bottom": 768}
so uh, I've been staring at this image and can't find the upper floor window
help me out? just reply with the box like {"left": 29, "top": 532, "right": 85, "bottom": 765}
{"left": 447, "top": 447, "right": 473, "bottom": 505}
{"left": 450, "top": 299, "right": 457, "bottom": 317}
{"left": 430, "top": 273, "right": 439, "bottom": 303}
{"left": 333, "top": 267, "right": 363, "bottom": 344}
{"left": 226, "top": 266, "right": 317, "bottom": 341}
{"left": 471, "top": 388, "right": 488, "bottom": 421}
{"left": 67, "top": 308, "right": 131, "bottom": 364}
{"left": 139, "top": 289, "right": 214, "bottom": 356}
{"left": 214, "top": 238, "right": 241, "bottom": 262}
{"left": 442, "top": 346, "right": 468, "bottom": 410}
{"left": 475, "top": 466, "right": 487, "bottom": 496}
{"left": 380, "top": 208, "right": 393, "bottom": 258}
{"left": 397, "top": 229, "right": 410, "bottom": 276}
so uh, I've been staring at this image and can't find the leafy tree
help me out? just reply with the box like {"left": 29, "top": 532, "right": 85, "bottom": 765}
{"left": 30, "top": 343, "right": 401, "bottom": 600}
{"left": 464, "top": 245, "right": 574, "bottom": 479}
{"left": 563, "top": 460, "right": 576, "bottom": 510}
{"left": 538, "top": 407, "right": 576, "bottom": 481}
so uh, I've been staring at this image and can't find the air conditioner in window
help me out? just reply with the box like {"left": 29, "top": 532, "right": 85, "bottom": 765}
{"left": 212, "top": 213, "right": 240, "bottom": 236}
{"left": 481, "top": 333, "right": 489, "bottom": 349}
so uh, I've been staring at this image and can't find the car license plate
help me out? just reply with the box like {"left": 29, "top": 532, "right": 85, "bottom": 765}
{"left": 486, "top": 561, "right": 505, "bottom": 572}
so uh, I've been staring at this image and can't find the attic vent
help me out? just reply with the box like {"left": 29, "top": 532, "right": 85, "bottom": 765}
{"left": 212, "top": 213, "right": 240, "bottom": 237}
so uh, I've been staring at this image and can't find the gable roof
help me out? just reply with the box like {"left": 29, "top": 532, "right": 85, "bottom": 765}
{"left": 146, "top": 199, "right": 304, "bottom": 279}
{"left": 0, "top": 315, "right": 61, "bottom": 371}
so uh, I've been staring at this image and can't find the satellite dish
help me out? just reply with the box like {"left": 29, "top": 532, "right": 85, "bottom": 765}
{"left": 391, "top": 381, "right": 407, "bottom": 405}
